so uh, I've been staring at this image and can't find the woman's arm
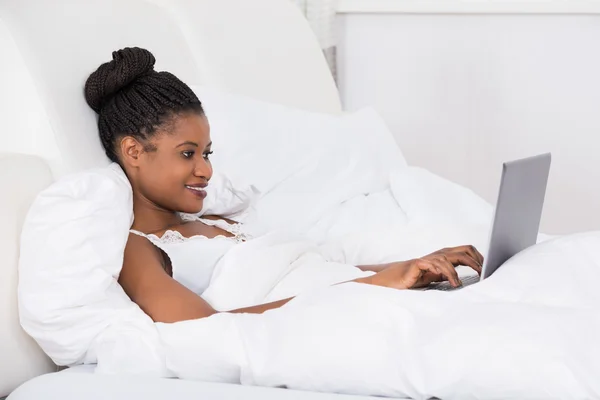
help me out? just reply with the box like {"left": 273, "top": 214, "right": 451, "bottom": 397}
{"left": 357, "top": 263, "right": 393, "bottom": 273}
{"left": 120, "top": 233, "right": 372, "bottom": 323}
{"left": 119, "top": 234, "right": 217, "bottom": 322}
{"left": 120, "top": 234, "right": 481, "bottom": 323}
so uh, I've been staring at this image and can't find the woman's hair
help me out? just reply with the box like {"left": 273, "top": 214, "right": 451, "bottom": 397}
{"left": 84, "top": 47, "right": 204, "bottom": 162}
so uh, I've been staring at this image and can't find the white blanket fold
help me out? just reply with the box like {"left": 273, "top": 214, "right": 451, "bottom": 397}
{"left": 157, "top": 232, "right": 600, "bottom": 399}
{"left": 202, "top": 232, "right": 374, "bottom": 311}
{"left": 155, "top": 167, "right": 599, "bottom": 399}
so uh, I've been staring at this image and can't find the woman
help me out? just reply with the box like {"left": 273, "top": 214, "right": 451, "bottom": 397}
{"left": 85, "top": 47, "right": 483, "bottom": 323}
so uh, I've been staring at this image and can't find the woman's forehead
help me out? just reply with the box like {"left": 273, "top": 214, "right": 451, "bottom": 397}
{"left": 161, "top": 113, "right": 211, "bottom": 146}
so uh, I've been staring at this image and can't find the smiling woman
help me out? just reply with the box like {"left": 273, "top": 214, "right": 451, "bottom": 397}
{"left": 83, "top": 46, "right": 482, "bottom": 324}
{"left": 84, "top": 47, "right": 285, "bottom": 322}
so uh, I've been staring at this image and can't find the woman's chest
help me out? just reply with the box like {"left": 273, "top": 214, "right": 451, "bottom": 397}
{"left": 144, "top": 218, "right": 251, "bottom": 294}
{"left": 160, "top": 237, "right": 236, "bottom": 295}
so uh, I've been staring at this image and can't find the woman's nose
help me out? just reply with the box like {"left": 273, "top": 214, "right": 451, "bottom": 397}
{"left": 193, "top": 158, "right": 213, "bottom": 179}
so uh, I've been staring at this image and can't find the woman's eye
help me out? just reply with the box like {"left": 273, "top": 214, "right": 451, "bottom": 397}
{"left": 203, "top": 151, "right": 214, "bottom": 160}
{"left": 182, "top": 151, "right": 195, "bottom": 159}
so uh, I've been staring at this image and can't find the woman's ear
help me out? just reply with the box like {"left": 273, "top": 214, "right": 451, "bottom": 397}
{"left": 119, "top": 136, "right": 145, "bottom": 168}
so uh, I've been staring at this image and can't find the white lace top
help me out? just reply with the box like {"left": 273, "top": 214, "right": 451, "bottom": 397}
{"left": 130, "top": 215, "right": 252, "bottom": 295}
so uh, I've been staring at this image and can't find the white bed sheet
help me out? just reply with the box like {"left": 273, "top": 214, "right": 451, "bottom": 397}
{"left": 8, "top": 366, "right": 385, "bottom": 400}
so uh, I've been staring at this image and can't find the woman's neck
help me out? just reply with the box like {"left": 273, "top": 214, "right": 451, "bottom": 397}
{"left": 131, "top": 191, "right": 182, "bottom": 234}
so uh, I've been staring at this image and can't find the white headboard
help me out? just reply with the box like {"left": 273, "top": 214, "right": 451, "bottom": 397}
{"left": 0, "top": 154, "right": 56, "bottom": 397}
{"left": 155, "top": 0, "right": 341, "bottom": 114}
{"left": 0, "top": 0, "right": 340, "bottom": 177}
{"left": 0, "top": 0, "right": 340, "bottom": 394}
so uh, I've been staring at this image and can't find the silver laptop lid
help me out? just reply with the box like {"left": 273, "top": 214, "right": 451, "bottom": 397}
{"left": 481, "top": 153, "right": 551, "bottom": 280}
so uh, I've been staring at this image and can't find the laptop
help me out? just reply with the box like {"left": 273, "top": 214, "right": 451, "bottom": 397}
{"left": 426, "top": 153, "right": 552, "bottom": 291}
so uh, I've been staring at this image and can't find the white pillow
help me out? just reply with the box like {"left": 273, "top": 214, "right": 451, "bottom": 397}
{"left": 390, "top": 166, "right": 493, "bottom": 226}
{"left": 18, "top": 163, "right": 166, "bottom": 375}
{"left": 193, "top": 85, "right": 408, "bottom": 234}
{"left": 199, "top": 171, "right": 259, "bottom": 220}
{"left": 18, "top": 164, "right": 133, "bottom": 366}
{"left": 17, "top": 155, "right": 257, "bottom": 376}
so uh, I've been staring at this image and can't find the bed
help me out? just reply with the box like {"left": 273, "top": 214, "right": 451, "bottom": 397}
{"left": 8, "top": 366, "right": 377, "bottom": 400}
{"left": 2, "top": 0, "right": 600, "bottom": 399}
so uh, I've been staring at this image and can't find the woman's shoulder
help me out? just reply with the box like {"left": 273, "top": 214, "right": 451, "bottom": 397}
{"left": 124, "top": 232, "right": 172, "bottom": 276}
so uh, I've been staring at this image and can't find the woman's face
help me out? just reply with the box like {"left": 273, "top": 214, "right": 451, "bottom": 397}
{"left": 123, "top": 112, "right": 213, "bottom": 214}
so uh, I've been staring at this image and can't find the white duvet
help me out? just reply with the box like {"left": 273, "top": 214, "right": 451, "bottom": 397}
{"left": 154, "top": 167, "right": 599, "bottom": 400}
{"left": 19, "top": 96, "right": 600, "bottom": 399}
{"left": 25, "top": 163, "right": 600, "bottom": 399}
{"left": 155, "top": 228, "right": 600, "bottom": 400}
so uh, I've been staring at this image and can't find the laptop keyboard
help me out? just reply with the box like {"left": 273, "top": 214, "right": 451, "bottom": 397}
{"left": 426, "top": 274, "right": 480, "bottom": 291}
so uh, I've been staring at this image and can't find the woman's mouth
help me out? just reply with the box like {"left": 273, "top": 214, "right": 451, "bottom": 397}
{"left": 186, "top": 185, "right": 207, "bottom": 199}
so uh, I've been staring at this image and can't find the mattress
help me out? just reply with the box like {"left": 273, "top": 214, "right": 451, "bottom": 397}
{"left": 7, "top": 365, "right": 382, "bottom": 400}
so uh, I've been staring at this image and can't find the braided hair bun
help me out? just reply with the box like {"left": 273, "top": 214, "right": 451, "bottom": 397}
{"left": 84, "top": 47, "right": 203, "bottom": 162}
{"left": 85, "top": 47, "right": 156, "bottom": 113}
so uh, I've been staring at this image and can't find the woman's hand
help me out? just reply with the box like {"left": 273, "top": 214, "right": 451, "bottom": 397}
{"left": 370, "top": 245, "right": 484, "bottom": 290}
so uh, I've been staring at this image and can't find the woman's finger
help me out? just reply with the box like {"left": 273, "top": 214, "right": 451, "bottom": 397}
{"left": 421, "top": 271, "right": 444, "bottom": 283}
{"left": 450, "top": 252, "right": 482, "bottom": 275}
{"left": 433, "top": 257, "right": 461, "bottom": 287}
{"left": 457, "top": 245, "right": 484, "bottom": 266}
{"left": 412, "top": 259, "right": 441, "bottom": 286}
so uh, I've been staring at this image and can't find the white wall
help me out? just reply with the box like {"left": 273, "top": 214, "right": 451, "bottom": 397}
{"left": 337, "top": 12, "right": 600, "bottom": 234}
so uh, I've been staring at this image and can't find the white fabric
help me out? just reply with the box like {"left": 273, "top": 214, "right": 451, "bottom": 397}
{"left": 157, "top": 230, "right": 600, "bottom": 399}
{"left": 17, "top": 163, "right": 166, "bottom": 372}
{"left": 8, "top": 368, "right": 381, "bottom": 400}
{"left": 0, "top": 154, "right": 56, "bottom": 397}
{"left": 22, "top": 121, "right": 600, "bottom": 399}
{"left": 193, "top": 85, "right": 408, "bottom": 238}
{"left": 391, "top": 167, "right": 494, "bottom": 226}
{"left": 199, "top": 172, "right": 260, "bottom": 220}
{"left": 202, "top": 232, "right": 375, "bottom": 311}
{"left": 16, "top": 132, "right": 600, "bottom": 399}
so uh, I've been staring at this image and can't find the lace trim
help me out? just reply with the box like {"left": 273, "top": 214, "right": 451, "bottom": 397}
{"left": 152, "top": 229, "right": 247, "bottom": 244}
{"left": 130, "top": 220, "right": 250, "bottom": 244}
